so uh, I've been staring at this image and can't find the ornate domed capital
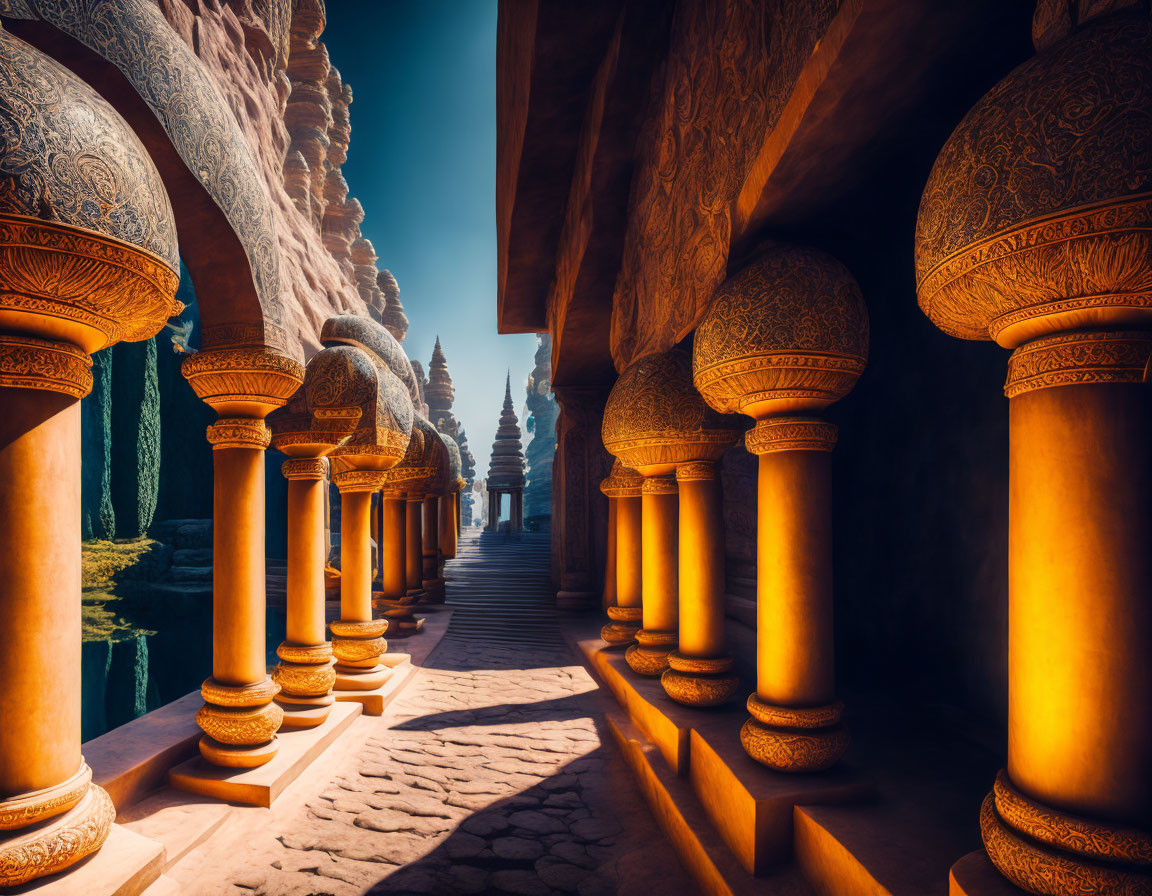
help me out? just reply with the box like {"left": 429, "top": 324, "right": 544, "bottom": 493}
{"left": 693, "top": 244, "right": 868, "bottom": 421}
{"left": 183, "top": 348, "right": 304, "bottom": 419}
{"left": 915, "top": 15, "right": 1152, "bottom": 348}
{"left": 603, "top": 349, "right": 743, "bottom": 476}
{"left": 600, "top": 458, "right": 644, "bottom": 497}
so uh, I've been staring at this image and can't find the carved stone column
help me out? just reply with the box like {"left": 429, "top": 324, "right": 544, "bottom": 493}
{"left": 331, "top": 471, "right": 390, "bottom": 694}
{"left": 694, "top": 244, "right": 868, "bottom": 772}
{"left": 422, "top": 493, "right": 444, "bottom": 601}
{"left": 554, "top": 386, "right": 612, "bottom": 610}
{"left": 184, "top": 349, "right": 304, "bottom": 768}
{"left": 275, "top": 458, "right": 337, "bottom": 729}
{"left": 604, "top": 350, "right": 742, "bottom": 679}
{"left": 374, "top": 488, "right": 417, "bottom": 634}
{"left": 601, "top": 463, "right": 644, "bottom": 645}
{"left": 601, "top": 475, "right": 618, "bottom": 614}
{"left": 439, "top": 491, "right": 458, "bottom": 560}
{"left": 662, "top": 460, "right": 739, "bottom": 707}
{"left": 917, "top": 12, "right": 1152, "bottom": 892}
{"left": 406, "top": 495, "right": 426, "bottom": 599}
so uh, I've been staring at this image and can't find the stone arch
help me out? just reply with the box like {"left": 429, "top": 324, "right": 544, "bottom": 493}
{"left": 2, "top": 0, "right": 298, "bottom": 360}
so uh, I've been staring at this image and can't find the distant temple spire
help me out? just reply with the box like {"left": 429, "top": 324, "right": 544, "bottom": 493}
{"left": 487, "top": 370, "right": 525, "bottom": 491}
{"left": 425, "top": 336, "right": 476, "bottom": 523}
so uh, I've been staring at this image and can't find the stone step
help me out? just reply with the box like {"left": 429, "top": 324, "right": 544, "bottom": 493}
{"left": 162, "top": 566, "right": 213, "bottom": 585}
{"left": 171, "top": 548, "right": 212, "bottom": 566}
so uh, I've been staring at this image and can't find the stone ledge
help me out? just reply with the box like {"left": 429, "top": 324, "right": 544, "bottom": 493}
{"left": 950, "top": 851, "right": 1029, "bottom": 896}
{"left": 9, "top": 823, "right": 164, "bottom": 896}
{"left": 168, "top": 700, "right": 362, "bottom": 807}
{"left": 334, "top": 654, "right": 414, "bottom": 716}
{"left": 117, "top": 789, "right": 231, "bottom": 872}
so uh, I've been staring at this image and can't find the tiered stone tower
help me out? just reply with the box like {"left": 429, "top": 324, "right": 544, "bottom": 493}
{"left": 377, "top": 269, "right": 408, "bottom": 343}
{"left": 486, "top": 373, "right": 526, "bottom": 531}
{"left": 426, "top": 337, "right": 476, "bottom": 524}
{"left": 524, "top": 334, "right": 557, "bottom": 527}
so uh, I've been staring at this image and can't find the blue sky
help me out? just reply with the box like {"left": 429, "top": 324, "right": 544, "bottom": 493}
{"left": 324, "top": 0, "right": 538, "bottom": 481}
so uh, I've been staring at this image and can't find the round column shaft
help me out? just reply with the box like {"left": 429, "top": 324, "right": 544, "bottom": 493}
{"left": 439, "top": 493, "right": 458, "bottom": 560}
{"left": 374, "top": 491, "right": 421, "bottom": 637}
{"left": 274, "top": 459, "right": 336, "bottom": 730}
{"left": 603, "top": 495, "right": 618, "bottom": 612}
{"left": 662, "top": 462, "right": 738, "bottom": 706}
{"left": 741, "top": 419, "right": 847, "bottom": 773}
{"left": 406, "top": 496, "right": 425, "bottom": 598}
{"left": 0, "top": 364, "right": 116, "bottom": 887}
{"left": 331, "top": 473, "right": 389, "bottom": 694}
{"left": 196, "top": 418, "right": 284, "bottom": 769}
{"left": 604, "top": 490, "right": 643, "bottom": 644}
{"left": 973, "top": 333, "right": 1152, "bottom": 896}
{"left": 626, "top": 476, "right": 678, "bottom": 676}
{"left": 422, "top": 494, "right": 444, "bottom": 601}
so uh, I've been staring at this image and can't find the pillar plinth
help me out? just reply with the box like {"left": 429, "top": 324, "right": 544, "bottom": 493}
{"left": 332, "top": 471, "right": 390, "bottom": 692}
{"left": 662, "top": 462, "right": 738, "bottom": 707}
{"left": 740, "top": 419, "right": 847, "bottom": 772}
{"left": 600, "top": 463, "right": 643, "bottom": 645}
{"left": 0, "top": 339, "right": 117, "bottom": 886}
{"left": 422, "top": 493, "right": 444, "bottom": 602}
{"left": 405, "top": 494, "right": 426, "bottom": 600}
{"left": 626, "top": 475, "right": 679, "bottom": 676}
{"left": 275, "top": 458, "right": 336, "bottom": 729}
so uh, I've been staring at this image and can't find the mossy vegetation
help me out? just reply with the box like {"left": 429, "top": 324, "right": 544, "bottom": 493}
{"left": 81, "top": 538, "right": 170, "bottom": 642}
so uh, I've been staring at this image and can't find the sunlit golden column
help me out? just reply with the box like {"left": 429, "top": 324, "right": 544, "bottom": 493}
{"left": 694, "top": 244, "right": 868, "bottom": 772}
{"left": 662, "top": 459, "right": 740, "bottom": 707}
{"left": 422, "top": 493, "right": 441, "bottom": 597}
{"left": 604, "top": 349, "right": 743, "bottom": 677}
{"left": 375, "top": 425, "right": 427, "bottom": 633}
{"left": 600, "top": 462, "right": 644, "bottom": 645}
{"left": 600, "top": 472, "right": 619, "bottom": 614}
{"left": 184, "top": 349, "right": 304, "bottom": 768}
{"left": 406, "top": 494, "right": 425, "bottom": 598}
{"left": 916, "top": 11, "right": 1152, "bottom": 892}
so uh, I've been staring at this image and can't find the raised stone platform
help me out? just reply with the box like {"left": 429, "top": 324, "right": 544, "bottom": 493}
{"left": 10, "top": 824, "right": 164, "bottom": 896}
{"left": 333, "top": 652, "right": 414, "bottom": 715}
{"left": 950, "top": 851, "right": 1028, "bottom": 896}
{"left": 168, "top": 700, "right": 362, "bottom": 806}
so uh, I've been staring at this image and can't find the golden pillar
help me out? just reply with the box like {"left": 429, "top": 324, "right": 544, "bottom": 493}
{"left": 422, "top": 493, "right": 444, "bottom": 601}
{"left": 604, "top": 349, "right": 743, "bottom": 678}
{"left": 331, "top": 471, "right": 390, "bottom": 692}
{"left": 440, "top": 489, "right": 459, "bottom": 560}
{"left": 0, "top": 342, "right": 115, "bottom": 885}
{"left": 694, "top": 244, "right": 868, "bottom": 771}
{"left": 374, "top": 488, "right": 422, "bottom": 636}
{"left": 184, "top": 349, "right": 303, "bottom": 768}
{"left": 916, "top": 12, "right": 1152, "bottom": 890}
{"left": 626, "top": 475, "right": 679, "bottom": 675}
{"left": 661, "top": 461, "right": 739, "bottom": 707}
{"left": 601, "top": 463, "right": 644, "bottom": 645}
{"left": 406, "top": 494, "right": 425, "bottom": 599}
{"left": 601, "top": 475, "right": 618, "bottom": 613}
{"left": 274, "top": 458, "right": 337, "bottom": 729}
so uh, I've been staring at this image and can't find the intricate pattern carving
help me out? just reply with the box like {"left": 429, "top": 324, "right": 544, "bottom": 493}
{"left": 1004, "top": 331, "right": 1152, "bottom": 398}
{"left": 333, "top": 469, "right": 387, "bottom": 492}
{"left": 0, "top": 28, "right": 177, "bottom": 268}
{"left": 273, "top": 660, "right": 336, "bottom": 697}
{"left": 207, "top": 417, "right": 272, "bottom": 451}
{"left": 0, "top": 762, "right": 90, "bottom": 830}
{"left": 915, "top": 16, "right": 1152, "bottom": 347}
{"left": 183, "top": 348, "right": 304, "bottom": 412}
{"left": 321, "top": 315, "right": 422, "bottom": 411}
{"left": 625, "top": 640, "right": 675, "bottom": 677}
{"left": 993, "top": 770, "right": 1152, "bottom": 867}
{"left": 196, "top": 702, "right": 283, "bottom": 746}
{"left": 16, "top": 0, "right": 291, "bottom": 345}
{"left": 676, "top": 462, "right": 716, "bottom": 482}
{"left": 668, "top": 651, "right": 733, "bottom": 675}
{"left": 0, "top": 783, "right": 114, "bottom": 888}
{"left": 693, "top": 243, "right": 868, "bottom": 419}
{"left": 599, "top": 458, "right": 644, "bottom": 497}
{"left": 745, "top": 418, "right": 838, "bottom": 455}
{"left": 740, "top": 717, "right": 850, "bottom": 774}
{"left": 281, "top": 457, "right": 328, "bottom": 480}
{"left": 0, "top": 334, "right": 91, "bottom": 398}
{"left": 329, "top": 619, "right": 387, "bottom": 639}
{"left": 610, "top": 0, "right": 839, "bottom": 368}
{"left": 661, "top": 666, "right": 738, "bottom": 708}
{"left": 981, "top": 792, "right": 1152, "bottom": 896}
{"left": 276, "top": 641, "right": 332, "bottom": 664}
{"left": 200, "top": 676, "right": 279, "bottom": 708}
{"left": 642, "top": 476, "right": 679, "bottom": 495}
{"left": 603, "top": 349, "right": 743, "bottom": 474}
{"left": 747, "top": 693, "right": 844, "bottom": 729}
{"left": 332, "top": 635, "right": 386, "bottom": 663}
{"left": 606, "top": 605, "right": 641, "bottom": 622}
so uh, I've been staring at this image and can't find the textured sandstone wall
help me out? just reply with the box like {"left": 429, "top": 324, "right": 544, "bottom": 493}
{"left": 154, "top": 0, "right": 391, "bottom": 356}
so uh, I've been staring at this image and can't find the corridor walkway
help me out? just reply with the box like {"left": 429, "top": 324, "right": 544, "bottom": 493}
{"left": 164, "top": 530, "right": 691, "bottom": 896}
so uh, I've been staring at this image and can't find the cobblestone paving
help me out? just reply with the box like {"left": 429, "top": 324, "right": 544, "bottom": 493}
{"left": 182, "top": 636, "right": 692, "bottom": 896}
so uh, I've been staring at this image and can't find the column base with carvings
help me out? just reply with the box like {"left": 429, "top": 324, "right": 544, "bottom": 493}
{"left": 740, "top": 693, "right": 848, "bottom": 774}
{"left": 661, "top": 651, "right": 739, "bottom": 707}
{"left": 601, "top": 605, "right": 641, "bottom": 646}
{"left": 978, "top": 769, "right": 1152, "bottom": 895}
{"left": 273, "top": 641, "right": 336, "bottom": 730}
{"left": 0, "top": 775, "right": 116, "bottom": 888}
{"left": 331, "top": 619, "right": 389, "bottom": 690}
{"left": 373, "top": 594, "right": 424, "bottom": 637}
{"left": 625, "top": 628, "right": 677, "bottom": 676}
{"left": 196, "top": 677, "right": 283, "bottom": 769}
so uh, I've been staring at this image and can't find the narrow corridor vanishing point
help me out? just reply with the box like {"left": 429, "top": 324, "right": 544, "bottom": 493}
{"left": 163, "top": 531, "right": 694, "bottom": 896}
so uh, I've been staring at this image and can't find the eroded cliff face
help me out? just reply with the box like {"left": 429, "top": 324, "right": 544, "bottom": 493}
{"left": 155, "top": 0, "right": 391, "bottom": 357}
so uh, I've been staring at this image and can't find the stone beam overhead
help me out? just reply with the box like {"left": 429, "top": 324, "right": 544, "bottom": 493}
{"left": 495, "top": 0, "right": 625, "bottom": 335}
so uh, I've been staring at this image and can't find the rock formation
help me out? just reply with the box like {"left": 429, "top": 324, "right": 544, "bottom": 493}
{"left": 458, "top": 428, "right": 477, "bottom": 526}
{"left": 524, "top": 334, "right": 557, "bottom": 523}
{"left": 377, "top": 269, "right": 409, "bottom": 342}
